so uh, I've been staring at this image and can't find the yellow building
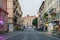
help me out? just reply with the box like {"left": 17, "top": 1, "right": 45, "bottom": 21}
{"left": 22, "top": 15, "right": 36, "bottom": 28}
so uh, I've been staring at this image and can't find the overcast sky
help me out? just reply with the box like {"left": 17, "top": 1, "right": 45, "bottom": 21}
{"left": 19, "top": 0, "right": 44, "bottom": 17}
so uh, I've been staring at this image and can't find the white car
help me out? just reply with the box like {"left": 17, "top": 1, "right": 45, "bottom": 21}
{"left": 25, "top": 27, "right": 34, "bottom": 31}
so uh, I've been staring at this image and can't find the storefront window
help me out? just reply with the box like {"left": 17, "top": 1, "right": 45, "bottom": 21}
{"left": 57, "top": 13, "right": 60, "bottom": 19}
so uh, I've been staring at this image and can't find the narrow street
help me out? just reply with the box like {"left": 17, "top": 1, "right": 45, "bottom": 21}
{"left": 5, "top": 28, "right": 59, "bottom": 40}
{"left": 0, "top": 0, "right": 60, "bottom": 40}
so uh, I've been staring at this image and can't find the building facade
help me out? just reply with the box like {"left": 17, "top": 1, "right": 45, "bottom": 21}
{"left": 44, "top": 0, "right": 60, "bottom": 33}
{"left": 22, "top": 15, "right": 36, "bottom": 28}
{"left": 0, "top": 0, "right": 7, "bottom": 11}
{"left": 0, "top": 0, "right": 8, "bottom": 33}
{"left": 38, "top": 1, "right": 45, "bottom": 31}
{"left": 7, "top": 0, "right": 14, "bottom": 32}
{"left": 7, "top": 0, "right": 22, "bottom": 32}
{"left": 13, "top": 0, "right": 22, "bottom": 31}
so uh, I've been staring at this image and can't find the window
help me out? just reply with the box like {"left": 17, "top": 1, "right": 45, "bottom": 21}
{"left": 48, "top": 0, "right": 53, "bottom": 5}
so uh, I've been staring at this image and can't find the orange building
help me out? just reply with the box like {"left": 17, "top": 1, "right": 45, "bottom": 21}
{"left": 0, "top": 0, "right": 8, "bottom": 33}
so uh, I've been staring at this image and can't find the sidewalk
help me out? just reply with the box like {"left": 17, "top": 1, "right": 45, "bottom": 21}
{"left": 0, "top": 31, "right": 21, "bottom": 40}
{"left": 44, "top": 32, "right": 60, "bottom": 39}
{"left": 0, "top": 33, "right": 7, "bottom": 40}
{"left": 0, "top": 36, "right": 6, "bottom": 40}
{"left": 0, "top": 32, "right": 14, "bottom": 40}
{"left": 51, "top": 33, "right": 60, "bottom": 39}
{"left": 4, "top": 31, "right": 21, "bottom": 37}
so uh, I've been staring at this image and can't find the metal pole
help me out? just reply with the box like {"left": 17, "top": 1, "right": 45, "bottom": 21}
{"left": 42, "top": 18, "right": 45, "bottom": 31}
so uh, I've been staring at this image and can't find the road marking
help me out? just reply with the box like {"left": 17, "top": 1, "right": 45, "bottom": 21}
{"left": 23, "top": 32, "right": 28, "bottom": 40}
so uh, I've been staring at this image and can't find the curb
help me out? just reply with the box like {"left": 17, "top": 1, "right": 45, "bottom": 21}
{"left": 38, "top": 32, "right": 60, "bottom": 40}
{"left": 44, "top": 32, "right": 60, "bottom": 39}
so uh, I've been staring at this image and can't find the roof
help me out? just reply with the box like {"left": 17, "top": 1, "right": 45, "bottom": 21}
{"left": 22, "top": 16, "right": 36, "bottom": 19}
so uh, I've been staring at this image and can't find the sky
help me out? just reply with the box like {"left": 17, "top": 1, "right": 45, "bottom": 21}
{"left": 19, "top": 0, "right": 44, "bottom": 17}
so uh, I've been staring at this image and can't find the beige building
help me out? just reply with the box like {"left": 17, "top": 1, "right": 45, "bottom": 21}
{"left": 44, "top": 0, "right": 60, "bottom": 22}
{"left": 0, "top": 0, "right": 8, "bottom": 33}
{"left": 38, "top": 1, "right": 45, "bottom": 30}
{"left": 7, "top": 0, "right": 14, "bottom": 32}
{"left": 40, "top": 0, "right": 60, "bottom": 32}
{"left": 22, "top": 15, "right": 36, "bottom": 28}
{"left": 38, "top": 0, "right": 60, "bottom": 31}
{"left": 7, "top": 0, "right": 22, "bottom": 32}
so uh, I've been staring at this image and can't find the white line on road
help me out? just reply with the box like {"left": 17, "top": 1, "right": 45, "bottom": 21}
{"left": 22, "top": 32, "right": 28, "bottom": 40}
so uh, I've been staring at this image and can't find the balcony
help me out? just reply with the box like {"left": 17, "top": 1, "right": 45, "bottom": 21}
{"left": 49, "top": 8, "right": 56, "bottom": 16}
{"left": 13, "top": 0, "right": 18, "bottom": 6}
{"left": 13, "top": 16, "right": 17, "bottom": 24}
{"left": 13, "top": 0, "right": 18, "bottom": 2}
{"left": 13, "top": 7, "right": 16, "bottom": 12}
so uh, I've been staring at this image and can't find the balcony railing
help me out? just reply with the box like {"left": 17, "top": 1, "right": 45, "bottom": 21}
{"left": 49, "top": 8, "right": 56, "bottom": 14}
{"left": 49, "top": 8, "right": 56, "bottom": 16}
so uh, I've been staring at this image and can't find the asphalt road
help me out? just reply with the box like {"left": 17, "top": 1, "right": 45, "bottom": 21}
{"left": 6, "top": 28, "right": 60, "bottom": 40}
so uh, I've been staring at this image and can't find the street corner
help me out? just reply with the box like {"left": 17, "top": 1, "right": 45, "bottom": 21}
{"left": 0, "top": 36, "right": 6, "bottom": 40}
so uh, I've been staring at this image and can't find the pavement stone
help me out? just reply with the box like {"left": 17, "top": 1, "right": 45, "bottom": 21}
{"left": 42, "top": 32, "right": 60, "bottom": 39}
{"left": 0, "top": 31, "right": 21, "bottom": 40}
